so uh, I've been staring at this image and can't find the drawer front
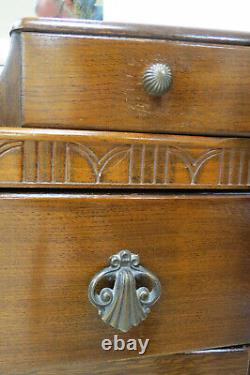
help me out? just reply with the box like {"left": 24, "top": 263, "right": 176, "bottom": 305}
{"left": 16, "top": 33, "right": 250, "bottom": 136}
{"left": 0, "top": 194, "right": 249, "bottom": 374}
{"left": 12, "top": 349, "right": 249, "bottom": 375}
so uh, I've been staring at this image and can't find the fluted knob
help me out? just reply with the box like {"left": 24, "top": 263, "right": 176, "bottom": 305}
{"left": 143, "top": 63, "right": 172, "bottom": 97}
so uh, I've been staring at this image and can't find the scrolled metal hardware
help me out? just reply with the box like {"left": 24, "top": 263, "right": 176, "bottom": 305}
{"left": 143, "top": 63, "right": 172, "bottom": 97}
{"left": 88, "top": 249, "right": 161, "bottom": 332}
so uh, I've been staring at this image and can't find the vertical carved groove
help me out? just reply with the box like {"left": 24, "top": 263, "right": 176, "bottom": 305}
{"left": 164, "top": 147, "right": 170, "bottom": 184}
{"left": 51, "top": 142, "right": 66, "bottom": 183}
{"left": 140, "top": 145, "right": 146, "bottom": 184}
{"left": 22, "top": 141, "right": 37, "bottom": 182}
{"left": 152, "top": 145, "right": 159, "bottom": 184}
{"left": 36, "top": 142, "right": 40, "bottom": 182}
{"left": 51, "top": 142, "right": 55, "bottom": 183}
{"left": 238, "top": 150, "right": 245, "bottom": 185}
{"left": 36, "top": 142, "right": 52, "bottom": 182}
{"left": 247, "top": 158, "right": 250, "bottom": 185}
{"left": 228, "top": 149, "right": 235, "bottom": 185}
{"left": 128, "top": 145, "right": 134, "bottom": 184}
{"left": 65, "top": 143, "right": 70, "bottom": 182}
{"left": 218, "top": 149, "right": 224, "bottom": 185}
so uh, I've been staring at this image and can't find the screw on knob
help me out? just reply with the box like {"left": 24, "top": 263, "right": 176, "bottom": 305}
{"left": 143, "top": 63, "right": 172, "bottom": 97}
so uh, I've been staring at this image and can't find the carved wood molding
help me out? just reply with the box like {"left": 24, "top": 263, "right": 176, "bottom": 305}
{"left": 0, "top": 129, "right": 249, "bottom": 188}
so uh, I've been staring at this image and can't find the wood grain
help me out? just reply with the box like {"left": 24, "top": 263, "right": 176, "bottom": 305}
{"left": 0, "top": 19, "right": 250, "bottom": 375}
{"left": 20, "top": 33, "right": 250, "bottom": 136}
{"left": 2, "top": 22, "right": 250, "bottom": 136}
{"left": 12, "top": 17, "right": 250, "bottom": 46}
{"left": 0, "top": 127, "right": 249, "bottom": 189}
{"left": 0, "top": 193, "right": 249, "bottom": 374}
{"left": 15, "top": 350, "right": 250, "bottom": 375}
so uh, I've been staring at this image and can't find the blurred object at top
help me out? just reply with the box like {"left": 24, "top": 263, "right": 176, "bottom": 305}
{"left": 35, "top": 0, "right": 74, "bottom": 17}
{"left": 35, "top": 0, "right": 103, "bottom": 19}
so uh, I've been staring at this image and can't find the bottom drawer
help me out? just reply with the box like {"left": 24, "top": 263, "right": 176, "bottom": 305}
{"left": 0, "top": 193, "right": 249, "bottom": 374}
{"left": 39, "top": 349, "right": 249, "bottom": 375}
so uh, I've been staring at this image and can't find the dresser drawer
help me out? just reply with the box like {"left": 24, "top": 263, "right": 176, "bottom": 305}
{"left": 0, "top": 193, "right": 249, "bottom": 374}
{"left": 16, "top": 349, "right": 250, "bottom": 375}
{"left": 2, "top": 19, "right": 250, "bottom": 136}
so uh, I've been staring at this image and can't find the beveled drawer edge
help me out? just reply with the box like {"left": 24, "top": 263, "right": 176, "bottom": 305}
{"left": 0, "top": 127, "right": 249, "bottom": 189}
{"left": 12, "top": 18, "right": 250, "bottom": 47}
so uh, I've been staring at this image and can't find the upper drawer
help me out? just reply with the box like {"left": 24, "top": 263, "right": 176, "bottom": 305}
{"left": 2, "top": 19, "right": 250, "bottom": 136}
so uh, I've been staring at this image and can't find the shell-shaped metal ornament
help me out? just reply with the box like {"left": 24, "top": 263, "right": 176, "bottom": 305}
{"left": 88, "top": 250, "right": 161, "bottom": 332}
{"left": 143, "top": 63, "right": 172, "bottom": 97}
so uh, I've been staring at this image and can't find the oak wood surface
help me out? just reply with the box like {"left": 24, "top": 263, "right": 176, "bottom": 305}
{"left": 15, "top": 350, "right": 250, "bottom": 375}
{"left": 2, "top": 24, "right": 250, "bottom": 136}
{"left": 0, "top": 193, "right": 249, "bottom": 374}
{"left": 0, "top": 127, "right": 249, "bottom": 189}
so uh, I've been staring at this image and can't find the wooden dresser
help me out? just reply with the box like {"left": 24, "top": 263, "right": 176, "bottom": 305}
{"left": 0, "top": 18, "right": 249, "bottom": 375}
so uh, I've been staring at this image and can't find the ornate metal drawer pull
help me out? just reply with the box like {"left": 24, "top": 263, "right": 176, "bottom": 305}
{"left": 88, "top": 250, "right": 161, "bottom": 332}
{"left": 143, "top": 63, "right": 172, "bottom": 97}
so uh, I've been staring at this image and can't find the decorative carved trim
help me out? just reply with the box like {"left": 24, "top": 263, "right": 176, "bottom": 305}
{"left": 0, "top": 135, "right": 249, "bottom": 188}
{"left": 0, "top": 141, "right": 23, "bottom": 157}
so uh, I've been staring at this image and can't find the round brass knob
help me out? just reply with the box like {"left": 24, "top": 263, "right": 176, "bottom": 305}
{"left": 143, "top": 63, "right": 172, "bottom": 97}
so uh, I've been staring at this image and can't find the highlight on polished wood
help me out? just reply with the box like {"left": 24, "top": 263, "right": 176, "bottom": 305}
{"left": 0, "top": 128, "right": 249, "bottom": 188}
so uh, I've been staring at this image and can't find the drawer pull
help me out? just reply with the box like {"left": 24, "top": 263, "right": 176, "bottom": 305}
{"left": 88, "top": 249, "right": 161, "bottom": 332}
{"left": 143, "top": 63, "right": 172, "bottom": 96}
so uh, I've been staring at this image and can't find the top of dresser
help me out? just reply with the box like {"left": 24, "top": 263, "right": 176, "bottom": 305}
{"left": 11, "top": 17, "right": 250, "bottom": 46}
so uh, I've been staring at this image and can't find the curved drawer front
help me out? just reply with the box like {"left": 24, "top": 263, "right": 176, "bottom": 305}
{"left": 3, "top": 27, "right": 250, "bottom": 136}
{"left": 0, "top": 194, "right": 249, "bottom": 374}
